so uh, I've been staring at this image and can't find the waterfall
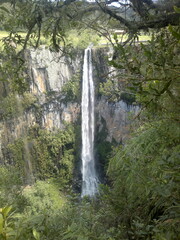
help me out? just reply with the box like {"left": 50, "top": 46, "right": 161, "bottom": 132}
{"left": 81, "top": 47, "right": 98, "bottom": 197}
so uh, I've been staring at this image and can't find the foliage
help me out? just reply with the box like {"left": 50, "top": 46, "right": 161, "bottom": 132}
{"left": 7, "top": 124, "right": 76, "bottom": 186}
{"left": 0, "top": 0, "right": 179, "bottom": 52}
{"left": 0, "top": 178, "right": 66, "bottom": 239}
{"left": 0, "top": 93, "right": 37, "bottom": 120}
{"left": 95, "top": 117, "right": 114, "bottom": 178}
{"left": 0, "top": 205, "right": 42, "bottom": 240}
{"left": 0, "top": 36, "right": 29, "bottom": 93}
{"left": 61, "top": 72, "right": 81, "bottom": 103}
{"left": 60, "top": 199, "right": 117, "bottom": 240}
{"left": 109, "top": 27, "right": 180, "bottom": 115}
{"left": 7, "top": 137, "right": 34, "bottom": 186}
{"left": 66, "top": 29, "right": 101, "bottom": 49}
{"left": 99, "top": 78, "right": 136, "bottom": 104}
{"left": 0, "top": 166, "right": 23, "bottom": 208}
{"left": 99, "top": 79, "right": 120, "bottom": 102}
{"left": 22, "top": 180, "right": 66, "bottom": 215}
{"left": 108, "top": 119, "right": 180, "bottom": 239}
{"left": 0, "top": 2, "right": 179, "bottom": 240}
{"left": 0, "top": 0, "right": 179, "bottom": 94}
{"left": 0, "top": 197, "right": 123, "bottom": 240}
{"left": 31, "top": 125, "right": 75, "bottom": 183}
{"left": 0, "top": 206, "right": 15, "bottom": 240}
{"left": 105, "top": 26, "right": 180, "bottom": 239}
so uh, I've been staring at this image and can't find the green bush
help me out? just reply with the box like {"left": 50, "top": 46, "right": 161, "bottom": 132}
{"left": 22, "top": 180, "right": 66, "bottom": 215}
{"left": 7, "top": 124, "right": 76, "bottom": 186}
{"left": 0, "top": 93, "right": 37, "bottom": 120}
{"left": 108, "top": 120, "right": 180, "bottom": 239}
{"left": 0, "top": 166, "right": 23, "bottom": 208}
{"left": 61, "top": 73, "right": 81, "bottom": 103}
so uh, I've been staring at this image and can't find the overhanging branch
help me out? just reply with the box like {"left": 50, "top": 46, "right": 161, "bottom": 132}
{"left": 95, "top": 1, "right": 133, "bottom": 30}
{"left": 94, "top": 1, "right": 180, "bottom": 33}
{"left": 136, "top": 13, "right": 180, "bottom": 30}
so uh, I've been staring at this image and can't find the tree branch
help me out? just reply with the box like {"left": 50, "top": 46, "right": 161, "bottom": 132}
{"left": 136, "top": 13, "right": 180, "bottom": 30}
{"left": 94, "top": 1, "right": 180, "bottom": 34}
{"left": 95, "top": 1, "right": 133, "bottom": 30}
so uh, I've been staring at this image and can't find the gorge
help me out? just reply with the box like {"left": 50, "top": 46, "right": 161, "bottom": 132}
{"left": 0, "top": 46, "right": 138, "bottom": 194}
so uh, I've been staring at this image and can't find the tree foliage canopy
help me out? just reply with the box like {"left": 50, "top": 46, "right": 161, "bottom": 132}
{"left": 0, "top": 0, "right": 180, "bottom": 50}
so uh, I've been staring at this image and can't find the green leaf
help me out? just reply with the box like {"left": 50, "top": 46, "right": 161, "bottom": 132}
{"left": 2, "top": 206, "right": 12, "bottom": 219}
{"left": 174, "top": 6, "right": 180, "bottom": 13}
{"left": 33, "top": 229, "right": 40, "bottom": 240}
{"left": 0, "top": 6, "right": 9, "bottom": 13}
{"left": 113, "top": 33, "right": 118, "bottom": 42}
{"left": 168, "top": 25, "right": 180, "bottom": 40}
{"left": 0, "top": 214, "right": 3, "bottom": 234}
{"left": 140, "top": 65, "right": 147, "bottom": 75}
{"left": 77, "top": 237, "right": 88, "bottom": 240}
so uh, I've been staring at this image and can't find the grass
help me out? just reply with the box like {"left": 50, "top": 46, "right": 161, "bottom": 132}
{"left": 0, "top": 30, "right": 26, "bottom": 40}
{"left": 0, "top": 30, "right": 9, "bottom": 38}
{"left": 66, "top": 29, "right": 152, "bottom": 49}
{"left": 0, "top": 30, "right": 27, "bottom": 50}
{"left": 0, "top": 30, "right": 50, "bottom": 51}
{"left": 0, "top": 30, "right": 152, "bottom": 50}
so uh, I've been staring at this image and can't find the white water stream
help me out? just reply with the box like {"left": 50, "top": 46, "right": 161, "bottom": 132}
{"left": 81, "top": 47, "right": 98, "bottom": 197}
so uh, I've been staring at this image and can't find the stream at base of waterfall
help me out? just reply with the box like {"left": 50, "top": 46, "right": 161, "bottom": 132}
{"left": 81, "top": 47, "right": 99, "bottom": 197}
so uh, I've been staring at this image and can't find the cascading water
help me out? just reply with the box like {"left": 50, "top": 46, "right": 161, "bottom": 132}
{"left": 81, "top": 47, "right": 98, "bottom": 197}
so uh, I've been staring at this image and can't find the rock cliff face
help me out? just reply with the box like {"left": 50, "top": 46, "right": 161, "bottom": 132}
{"left": 0, "top": 47, "right": 139, "bottom": 164}
{"left": 27, "top": 47, "right": 82, "bottom": 94}
{"left": 0, "top": 47, "right": 82, "bottom": 163}
{"left": 96, "top": 98, "right": 138, "bottom": 143}
{"left": 27, "top": 47, "right": 82, "bottom": 130}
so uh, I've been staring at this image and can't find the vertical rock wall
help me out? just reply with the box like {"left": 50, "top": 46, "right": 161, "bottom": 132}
{"left": 0, "top": 48, "right": 83, "bottom": 163}
{"left": 96, "top": 98, "right": 139, "bottom": 143}
{"left": 27, "top": 47, "right": 81, "bottom": 94}
{"left": 0, "top": 46, "right": 139, "bottom": 165}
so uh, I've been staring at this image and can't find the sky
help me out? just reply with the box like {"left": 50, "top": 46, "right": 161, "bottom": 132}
{"left": 87, "top": 0, "right": 127, "bottom": 7}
